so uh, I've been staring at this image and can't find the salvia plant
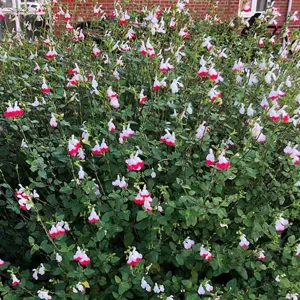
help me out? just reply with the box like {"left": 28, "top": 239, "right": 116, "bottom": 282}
{"left": 0, "top": 0, "right": 299, "bottom": 299}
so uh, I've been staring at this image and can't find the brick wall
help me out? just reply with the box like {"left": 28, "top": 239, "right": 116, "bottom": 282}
{"left": 58, "top": 0, "right": 299, "bottom": 27}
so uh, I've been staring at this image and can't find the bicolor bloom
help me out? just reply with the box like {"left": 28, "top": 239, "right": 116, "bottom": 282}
{"left": 243, "top": 1, "right": 251, "bottom": 12}
{"left": 183, "top": 237, "right": 195, "bottom": 249}
{"left": 291, "top": 11, "right": 299, "bottom": 24}
{"left": 91, "top": 139, "right": 109, "bottom": 155}
{"left": 12, "top": 274, "right": 20, "bottom": 286}
{"left": 127, "top": 247, "right": 143, "bottom": 266}
{"left": 88, "top": 208, "right": 100, "bottom": 223}
{"left": 160, "top": 129, "right": 176, "bottom": 146}
{"left": 139, "top": 89, "right": 147, "bottom": 104}
{"left": 49, "top": 221, "right": 70, "bottom": 237}
{"left": 258, "top": 38, "right": 265, "bottom": 47}
{"left": 41, "top": 78, "right": 50, "bottom": 93}
{"left": 260, "top": 96, "right": 269, "bottom": 109}
{"left": 4, "top": 101, "right": 24, "bottom": 118}
{"left": 120, "top": 124, "right": 135, "bottom": 142}
{"left": 73, "top": 247, "right": 91, "bottom": 266}
{"left": 15, "top": 185, "right": 38, "bottom": 211}
{"left": 206, "top": 149, "right": 215, "bottom": 166}
{"left": 68, "top": 135, "right": 81, "bottom": 156}
{"left": 200, "top": 245, "right": 212, "bottom": 260}
{"left": 257, "top": 250, "right": 266, "bottom": 261}
{"left": 269, "top": 105, "right": 281, "bottom": 121}
{"left": 153, "top": 76, "right": 161, "bottom": 90}
{"left": 108, "top": 119, "right": 116, "bottom": 132}
{"left": 0, "top": 9, "right": 6, "bottom": 19}
{"left": 296, "top": 244, "right": 300, "bottom": 257}
{"left": 92, "top": 46, "right": 101, "bottom": 57}
{"left": 208, "top": 87, "right": 221, "bottom": 102}
{"left": 275, "top": 215, "right": 289, "bottom": 232}
{"left": 239, "top": 234, "right": 250, "bottom": 248}
{"left": 64, "top": 10, "right": 71, "bottom": 21}
{"left": 45, "top": 47, "right": 57, "bottom": 59}
{"left": 216, "top": 151, "right": 230, "bottom": 170}
{"left": 0, "top": 259, "right": 5, "bottom": 267}
{"left": 112, "top": 175, "right": 127, "bottom": 189}
{"left": 126, "top": 151, "right": 144, "bottom": 171}
{"left": 134, "top": 185, "right": 152, "bottom": 205}
{"left": 169, "top": 17, "right": 176, "bottom": 28}
{"left": 269, "top": 87, "right": 278, "bottom": 100}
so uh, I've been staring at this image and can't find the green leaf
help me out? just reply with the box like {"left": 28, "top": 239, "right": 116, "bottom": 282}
{"left": 60, "top": 185, "right": 73, "bottom": 194}
{"left": 115, "top": 275, "right": 121, "bottom": 284}
{"left": 136, "top": 211, "right": 148, "bottom": 222}
{"left": 40, "top": 240, "right": 54, "bottom": 254}
{"left": 118, "top": 282, "right": 132, "bottom": 295}
{"left": 28, "top": 236, "right": 35, "bottom": 245}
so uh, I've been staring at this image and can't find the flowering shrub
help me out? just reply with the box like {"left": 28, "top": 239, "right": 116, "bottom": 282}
{"left": 0, "top": 1, "right": 300, "bottom": 299}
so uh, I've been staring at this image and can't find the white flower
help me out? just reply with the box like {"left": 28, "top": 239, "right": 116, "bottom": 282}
{"left": 56, "top": 253, "right": 62, "bottom": 262}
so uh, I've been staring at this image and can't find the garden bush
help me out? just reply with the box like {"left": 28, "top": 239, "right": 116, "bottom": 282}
{"left": 0, "top": 1, "right": 299, "bottom": 299}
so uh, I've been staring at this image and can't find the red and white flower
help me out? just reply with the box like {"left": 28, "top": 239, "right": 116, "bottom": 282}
{"left": 119, "top": 11, "right": 130, "bottom": 25}
{"left": 291, "top": 11, "right": 299, "bottom": 24}
{"left": 92, "top": 46, "right": 101, "bottom": 57}
{"left": 257, "top": 250, "right": 266, "bottom": 261}
{"left": 139, "top": 89, "right": 147, "bottom": 104}
{"left": 108, "top": 119, "right": 116, "bottom": 132}
{"left": 64, "top": 10, "right": 71, "bottom": 21}
{"left": 206, "top": 149, "right": 215, "bottom": 167}
{"left": 200, "top": 245, "right": 212, "bottom": 260}
{"left": 216, "top": 151, "right": 230, "bottom": 170}
{"left": 49, "top": 221, "right": 70, "bottom": 238}
{"left": 120, "top": 124, "right": 135, "bottom": 143}
{"left": 0, "top": 9, "right": 6, "bottom": 19}
{"left": 4, "top": 101, "right": 24, "bottom": 118}
{"left": 11, "top": 274, "right": 21, "bottom": 286}
{"left": 127, "top": 247, "right": 143, "bottom": 266}
{"left": 41, "top": 78, "right": 50, "bottom": 93}
{"left": 88, "top": 208, "right": 100, "bottom": 223}
{"left": 15, "top": 185, "right": 39, "bottom": 211}
{"left": 243, "top": 2, "right": 251, "bottom": 13}
{"left": 126, "top": 151, "right": 144, "bottom": 171}
{"left": 45, "top": 47, "right": 57, "bottom": 59}
{"left": 153, "top": 76, "right": 161, "bottom": 90}
{"left": 160, "top": 129, "right": 176, "bottom": 146}
{"left": 73, "top": 247, "right": 90, "bottom": 266}
{"left": 134, "top": 185, "right": 152, "bottom": 207}
{"left": 0, "top": 259, "right": 5, "bottom": 267}
{"left": 112, "top": 175, "right": 128, "bottom": 189}
{"left": 296, "top": 244, "right": 300, "bottom": 257}
{"left": 68, "top": 135, "right": 81, "bottom": 156}
{"left": 91, "top": 139, "right": 109, "bottom": 155}
{"left": 239, "top": 234, "right": 250, "bottom": 248}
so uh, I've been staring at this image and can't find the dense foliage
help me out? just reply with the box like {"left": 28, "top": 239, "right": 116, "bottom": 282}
{"left": 0, "top": 1, "right": 299, "bottom": 299}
